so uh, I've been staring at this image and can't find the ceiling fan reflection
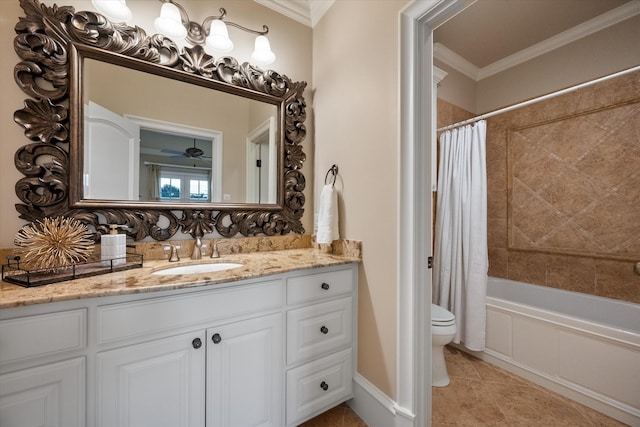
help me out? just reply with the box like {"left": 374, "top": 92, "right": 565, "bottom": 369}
{"left": 161, "top": 140, "right": 212, "bottom": 160}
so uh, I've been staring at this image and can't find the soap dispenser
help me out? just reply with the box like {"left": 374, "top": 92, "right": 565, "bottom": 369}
{"left": 101, "top": 224, "right": 127, "bottom": 267}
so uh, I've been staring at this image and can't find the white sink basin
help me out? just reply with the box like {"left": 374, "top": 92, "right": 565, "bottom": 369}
{"left": 153, "top": 263, "right": 243, "bottom": 276}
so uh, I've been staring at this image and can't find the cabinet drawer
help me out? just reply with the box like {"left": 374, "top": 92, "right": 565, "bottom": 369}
{"left": 0, "top": 309, "right": 86, "bottom": 365}
{"left": 97, "top": 280, "right": 283, "bottom": 345}
{"left": 287, "top": 268, "right": 354, "bottom": 306}
{"left": 287, "top": 297, "right": 352, "bottom": 365}
{"left": 286, "top": 348, "right": 353, "bottom": 425}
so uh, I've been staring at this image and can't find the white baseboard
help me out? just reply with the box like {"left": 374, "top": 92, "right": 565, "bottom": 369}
{"left": 349, "top": 373, "right": 416, "bottom": 427}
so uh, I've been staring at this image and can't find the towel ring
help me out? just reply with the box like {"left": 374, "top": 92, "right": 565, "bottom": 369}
{"left": 324, "top": 164, "right": 338, "bottom": 187}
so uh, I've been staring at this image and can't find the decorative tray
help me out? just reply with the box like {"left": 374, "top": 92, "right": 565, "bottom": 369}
{"left": 2, "top": 253, "right": 143, "bottom": 288}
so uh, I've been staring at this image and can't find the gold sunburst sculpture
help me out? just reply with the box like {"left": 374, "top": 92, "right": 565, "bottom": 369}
{"left": 14, "top": 217, "right": 95, "bottom": 271}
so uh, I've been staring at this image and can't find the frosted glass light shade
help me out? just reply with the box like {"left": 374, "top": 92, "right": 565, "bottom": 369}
{"left": 206, "top": 20, "right": 234, "bottom": 53}
{"left": 91, "top": 0, "right": 132, "bottom": 22}
{"left": 251, "top": 35, "right": 276, "bottom": 65}
{"left": 154, "top": 3, "right": 187, "bottom": 40}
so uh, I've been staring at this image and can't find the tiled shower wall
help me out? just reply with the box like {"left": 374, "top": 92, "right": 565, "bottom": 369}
{"left": 437, "top": 70, "right": 640, "bottom": 305}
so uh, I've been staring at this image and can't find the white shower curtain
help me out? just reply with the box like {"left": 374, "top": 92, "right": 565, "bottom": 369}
{"left": 433, "top": 120, "right": 488, "bottom": 351}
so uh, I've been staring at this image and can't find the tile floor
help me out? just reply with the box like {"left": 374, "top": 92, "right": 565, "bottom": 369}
{"left": 299, "top": 401, "right": 367, "bottom": 427}
{"left": 302, "top": 345, "right": 627, "bottom": 426}
{"left": 431, "top": 346, "right": 627, "bottom": 426}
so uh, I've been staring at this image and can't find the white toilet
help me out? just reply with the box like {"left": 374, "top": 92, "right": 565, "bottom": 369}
{"left": 431, "top": 303, "right": 456, "bottom": 387}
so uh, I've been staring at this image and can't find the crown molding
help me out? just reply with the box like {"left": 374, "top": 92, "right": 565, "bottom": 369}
{"left": 254, "top": 0, "right": 336, "bottom": 27}
{"left": 436, "top": 1, "right": 640, "bottom": 82}
{"left": 434, "top": 43, "right": 480, "bottom": 80}
{"left": 433, "top": 65, "right": 449, "bottom": 84}
{"left": 308, "top": 0, "right": 335, "bottom": 27}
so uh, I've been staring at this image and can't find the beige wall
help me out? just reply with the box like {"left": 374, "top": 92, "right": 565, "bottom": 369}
{"left": 0, "top": 0, "right": 312, "bottom": 246}
{"left": 313, "top": 0, "right": 410, "bottom": 399}
{"left": 2, "top": 0, "right": 405, "bottom": 404}
{"left": 434, "top": 60, "right": 477, "bottom": 114}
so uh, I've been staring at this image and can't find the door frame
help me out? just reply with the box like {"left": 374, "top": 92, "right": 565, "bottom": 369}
{"left": 246, "top": 117, "right": 277, "bottom": 204}
{"left": 398, "top": 1, "right": 474, "bottom": 426}
{"left": 126, "top": 115, "right": 224, "bottom": 203}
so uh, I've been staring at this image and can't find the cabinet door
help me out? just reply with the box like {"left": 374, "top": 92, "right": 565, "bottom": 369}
{"left": 97, "top": 332, "right": 206, "bottom": 427}
{"left": 206, "top": 313, "right": 283, "bottom": 427}
{"left": 0, "top": 357, "right": 85, "bottom": 427}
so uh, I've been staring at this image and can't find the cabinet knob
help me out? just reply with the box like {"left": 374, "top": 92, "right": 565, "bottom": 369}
{"left": 320, "top": 326, "right": 329, "bottom": 334}
{"left": 320, "top": 381, "right": 329, "bottom": 391}
{"left": 212, "top": 333, "right": 222, "bottom": 344}
{"left": 192, "top": 338, "right": 202, "bottom": 349}
{"left": 321, "top": 282, "right": 330, "bottom": 290}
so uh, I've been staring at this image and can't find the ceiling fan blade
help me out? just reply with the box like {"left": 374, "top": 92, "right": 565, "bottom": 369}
{"left": 161, "top": 148, "right": 183, "bottom": 155}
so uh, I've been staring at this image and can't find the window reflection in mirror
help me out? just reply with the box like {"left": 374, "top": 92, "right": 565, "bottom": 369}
{"left": 82, "top": 58, "right": 278, "bottom": 205}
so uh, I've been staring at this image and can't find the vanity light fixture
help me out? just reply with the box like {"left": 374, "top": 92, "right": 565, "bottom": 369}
{"left": 91, "top": 0, "right": 133, "bottom": 22}
{"left": 153, "top": 0, "right": 276, "bottom": 65}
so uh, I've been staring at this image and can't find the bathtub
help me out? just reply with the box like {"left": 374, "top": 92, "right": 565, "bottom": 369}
{"left": 468, "top": 277, "right": 640, "bottom": 426}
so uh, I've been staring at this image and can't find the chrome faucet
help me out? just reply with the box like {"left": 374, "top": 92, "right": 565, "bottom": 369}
{"left": 191, "top": 237, "right": 203, "bottom": 260}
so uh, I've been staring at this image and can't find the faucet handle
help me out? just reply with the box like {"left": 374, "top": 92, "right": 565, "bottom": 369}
{"left": 163, "top": 244, "right": 180, "bottom": 262}
{"left": 211, "top": 240, "right": 220, "bottom": 258}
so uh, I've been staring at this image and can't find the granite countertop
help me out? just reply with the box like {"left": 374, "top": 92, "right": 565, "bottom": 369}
{"left": 0, "top": 248, "right": 360, "bottom": 309}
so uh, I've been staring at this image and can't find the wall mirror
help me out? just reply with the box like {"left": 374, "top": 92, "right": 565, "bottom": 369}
{"left": 13, "top": 0, "right": 307, "bottom": 240}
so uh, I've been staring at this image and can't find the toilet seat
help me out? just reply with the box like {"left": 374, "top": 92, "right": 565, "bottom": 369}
{"left": 432, "top": 304, "right": 455, "bottom": 327}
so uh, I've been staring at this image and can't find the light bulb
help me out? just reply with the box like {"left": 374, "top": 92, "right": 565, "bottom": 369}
{"left": 91, "top": 0, "right": 132, "bottom": 22}
{"left": 206, "top": 20, "right": 234, "bottom": 53}
{"left": 251, "top": 35, "right": 276, "bottom": 65}
{"left": 154, "top": 3, "right": 187, "bottom": 40}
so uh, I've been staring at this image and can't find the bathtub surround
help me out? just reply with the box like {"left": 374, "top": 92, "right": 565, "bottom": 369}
{"left": 433, "top": 120, "right": 488, "bottom": 351}
{"left": 439, "top": 69, "right": 640, "bottom": 305}
{"left": 436, "top": 70, "right": 640, "bottom": 425}
{"left": 481, "top": 277, "right": 640, "bottom": 425}
{"left": 490, "top": 70, "right": 640, "bottom": 304}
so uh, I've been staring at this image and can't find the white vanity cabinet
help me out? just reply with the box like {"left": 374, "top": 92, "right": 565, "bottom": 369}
{"left": 96, "top": 314, "right": 283, "bottom": 427}
{"left": 0, "top": 309, "right": 87, "bottom": 427}
{"left": 95, "top": 279, "right": 284, "bottom": 427}
{"left": 285, "top": 267, "right": 357, "bottom": 426}
{"left": 0, "top": 262, "right": 358, "bottom": 427}
{"left": 205, "top": 313, "right": 282, "bottom": 427}
{"left": 96, "top": 330, "right": 207, "bottom": 427}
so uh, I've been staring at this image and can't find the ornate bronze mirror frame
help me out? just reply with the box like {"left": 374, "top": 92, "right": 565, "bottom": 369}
{"left": 12, "top": 0, "right": 307, "bottom": 241}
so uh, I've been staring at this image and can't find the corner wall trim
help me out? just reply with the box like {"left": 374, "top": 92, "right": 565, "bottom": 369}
{"left": 350, "top": 373, "right": 416, "bottom": 427}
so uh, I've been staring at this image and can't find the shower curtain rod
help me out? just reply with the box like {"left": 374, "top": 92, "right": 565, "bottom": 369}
{"left": 437, "top": 65, "right": 640, "bottom": 132}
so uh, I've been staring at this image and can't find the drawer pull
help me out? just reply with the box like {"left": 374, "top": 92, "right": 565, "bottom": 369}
{"left": 321, "top": 282, "right": 330, "bottom": 290}
{"left": 212, "top": 333, "right": 222, "bottom": 344}
{"left": 192, "top": 338, "right": 202, "bottom": 349}
{"left": 320, "top": 326, "right": 329, "bottom": 334}
{"left": 320, "top": 381, "right": 329, "bottom": 391}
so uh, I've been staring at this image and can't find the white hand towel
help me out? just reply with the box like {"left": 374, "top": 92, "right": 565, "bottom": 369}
{"left": 316, "top": 184, "right": 339, "bottom": 244}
